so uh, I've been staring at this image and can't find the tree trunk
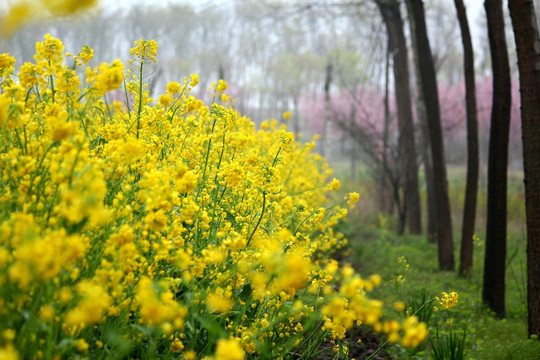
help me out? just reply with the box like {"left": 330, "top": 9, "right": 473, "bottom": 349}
{"left": 292, "top": 96, "right": 300, "bottom": 135}
{"left": 377, "top": 0, "right": 422, "bottom": 235}
{"left": 350, "top": 103, "right": 357, "bottom": 182}
{"left": 218, "top": 63, "right": 225, "bottom": 81}
{"left": 380, "top": 38, "right": 395, "bottom": 216}
{"left": 454, "top": 0, "right": 479, "bottom": 277}
{"left": 482, "top": 0, "right": 511, "bottom": 318}
{"left": 508, "top": 0, "right": 540, "bottom": 338}
{"left": 322, "top": 62, "right": 333, "bottom": 159}
{"left": 406, "top": 0, "right": 454, "bottom": 269}
{"left": 406, "top": 0, "right": 438, "bottom": 244}
{"left": 422, "top": 125, "right": 438, "bottom": 244}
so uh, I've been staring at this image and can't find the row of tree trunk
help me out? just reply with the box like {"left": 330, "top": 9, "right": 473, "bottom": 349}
{"left": 373, "top": 0, "right": 539, "bottom": 338}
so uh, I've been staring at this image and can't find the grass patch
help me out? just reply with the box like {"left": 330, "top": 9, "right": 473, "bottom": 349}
{"left": 340, "top": 218, "right": 533, "bottom": 360}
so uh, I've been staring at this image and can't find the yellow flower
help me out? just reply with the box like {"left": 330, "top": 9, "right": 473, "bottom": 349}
{"left": 175, "top": 170, "right": 198, "bottom": 194}
{"left": 401, "top": 316, "right": 428, "bottom": 348}
{"left": 435, "top": 291, "right": 459, "bottom": 310}
{"left": 130, "top": 39, "right": 158, "bottom": 62}
{"left": 39, "top": 304, "right": 55, "bottom": 322}
{"left": 166, "top": 81, "right": 182, "bottom": 94}
{"left": 65, "top": 282, "right": 111, "bottom": 327}
{"left": 0, "top": 54, "right": 15, "bottom": 74}
{"left": 158, "top": 93, "right": 173, "bottom": 107}
{"left": 216, "top": 79, "right": 228, "bottom": 94}
{"left": 221, "top": 162, "right": 245, "bottom": 187}
{"left": 18, "top": 63, "right": 39, "bottom": 89}
{"left": 273, "top": 250, "right": 312, "bottom": 292}
{"left": 393, "top": 301, "right": 406, "bottom": 312}
{"left": 43, "top": 0, "right": 98, "bottom": 15}
{"left": 207, "top": 290, "right": 233, "bottom": 314}
{"left": 0, "top": 95, "right": 9, "bottom": 127}
{"left": 369, "top": 274, "right": 382, "bottom": 287}
{"left": 94, "top": 59, "right": 124, "bottom": 96}
{"left": 328, "top": 178, "right": 340, "bottom": 191}
{"left": 0, "top": 2, "right": 36, "bottom": 36}
{"left": 79, "top": 45, "right": 94, "bottom": 64}
{"left": 0, "top": 344, "right": 19, "bottom": 360}
{"left": 75, "top": 339, "right": 89, "bottom": 353}
{"left": 35, "top": 34, "right": 65, "bottom": 64}
{"left": 2, "top": 329, "right": 15, "bottom": 341}
{"left": 282, "top": 111, "right": 292, "bottom": 120}
{"left": 170, "top": 338, "right": 185, "bottom": 352}
{"left": 46, "top": 112, "right": 78, "bottom": 142}
{"left": 215, "top": 339, "right": 245, "bottom": 360}
{"left": 347, "top": 192, "right": 360, "bottom": 207}
{"left": 136, "top": 277, "right": 187, "bottom": 328}
{"left": 190, "top": 73, "right": 199, "bottom": 87}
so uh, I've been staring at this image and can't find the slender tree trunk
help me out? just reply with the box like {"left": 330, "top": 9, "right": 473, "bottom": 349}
{"left": 422, "top": 124, "right": 438, "bottom": 244}
{"left": 406, "top": 0, "right": 454, "bottom": 269}
{"left": 483, "top": 0, "right": 511, "bottom": 318}
{"left": 454, "top": 0, "right": 479, "bottom": 277}
{"left": 350, "top": 103, "right": 357, "bottom": 182}
{"left": 406, "top": 0, "right": 438, "bottom": 244}
{"left": 322, "top": 62, "right": 333, "bottom": 158}
{"left": 508, "top": 0, "right": 540, "bottom": 338}
{"left": 377, "top": 0, "right": 422, "bottom": 235}
{"left": 380, "top": 39, "right": 394, "bottom": 215}
{"left": 292, "top": 96, "right": 300, "bottom": 135}
{"left": 218, "top": 63, "right": 225, "bottom": 81}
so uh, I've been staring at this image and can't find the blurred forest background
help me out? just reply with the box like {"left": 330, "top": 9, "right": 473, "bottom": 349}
{"left": 1, "top": 0, "right": 533, "bottom": 167}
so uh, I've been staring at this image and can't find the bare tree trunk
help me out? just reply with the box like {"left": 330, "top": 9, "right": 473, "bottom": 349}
{"left": 508, "top": 0, "right": 540, "bottom": 337}
{"left": 380, "top": 39, "right": 395, "bottom": 215}
{"left": 293, "top": 96, "right": 300, "bottom": 135}
{"left": 406, "top": 0, "right": 438, "bottom": 244}
{"left": 322, "top": 62, "right": 333, "bottom": 159}
{"left": 483, "top": 0, "right": 511, "bottom": 318}
{"left": 349, "top": 103, "right": 357, "bottom": 182}
{"left": 377, "top": 0, "right": 422, "bottom": 235}
{"left": 406, "top": 0, "right": 453, "bottom": 269}
{"left": 218, "top": 63, "right": 225, "bottom": 81}
{"left": 421, "top": 113, "right": 438, "bottom": 243}
{"left": 454, "top": 0, "right": 479, "bottom": 277}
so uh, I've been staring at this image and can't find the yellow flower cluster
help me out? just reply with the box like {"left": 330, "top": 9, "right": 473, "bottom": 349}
{"left": 379, "top": 315, "right": 428, "bottom": 348}
{"left": 0, "top": 0, "right": 98, "bottom": 35}
{"left": 130, "top": 39, "right": 158, "bottom": 63}
{"left": 435, "top": 291, "right": 459, "bottom": 311}
{"left": 0, "top": 35, "right": 426, "bottom": 359}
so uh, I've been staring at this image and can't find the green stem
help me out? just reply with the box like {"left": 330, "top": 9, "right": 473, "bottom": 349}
{"left": 48, "top": 63, "right": 56, "bottom": 103}
{"left": 136, "top": 60, "right": 144, "bottom": 138}
{"left": 103, "top": 95, "right": 112, "bottom": 124}
{"left": 245, "top": 190, "right": 266, "bottom": 249}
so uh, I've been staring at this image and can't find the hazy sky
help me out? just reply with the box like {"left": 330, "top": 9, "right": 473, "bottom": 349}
{"left": 95, "top": 0, "right": 487, "bottom": 34}
{"left": 0, "top": 0, "right": 489, "bottom": 46}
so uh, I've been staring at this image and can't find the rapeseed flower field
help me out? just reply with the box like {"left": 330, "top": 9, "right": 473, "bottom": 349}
{"left": 0, "top": 36, "right": 427, "bottom": 359}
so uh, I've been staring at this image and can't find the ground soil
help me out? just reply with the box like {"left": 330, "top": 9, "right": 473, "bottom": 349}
{"left": 314, "top": 327, "right": 391, "bottom": 360}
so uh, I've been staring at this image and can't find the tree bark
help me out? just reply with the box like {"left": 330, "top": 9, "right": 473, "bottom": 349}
{"left": 377, "top": 0, "right": 422, "bottom": 235}
{"left": 508, "top": 0, "right": 540, "bottom": 338}
{"left": 382, "top": 43, "right": 395, "bottom": 215}
{"left": 292, "top": 96, "right": 300, "bottom": 135}
{"left": 406, "top": 0, "right": 438, "bottom": 244}
{"left": 482, "top": 0, "right": 511, "bottom": 318}
{"left": 454, "top": 0, "right": 479, "bottom": 277}
{"left": 406, "top": 0, "right": 454, "bottom": 269}
{"left": 322, "top": 62, "right": 333, "bottom": 159}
